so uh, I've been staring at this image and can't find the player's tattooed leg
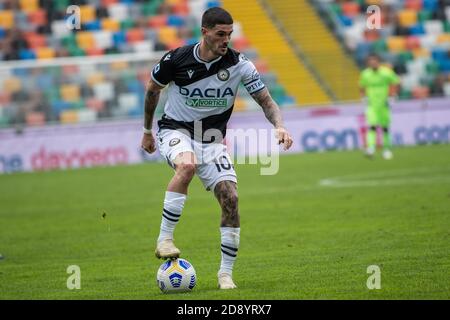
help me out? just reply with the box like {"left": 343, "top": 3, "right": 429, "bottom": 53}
{"left": 214, "top": 181, "right": 240, "bottom": 227}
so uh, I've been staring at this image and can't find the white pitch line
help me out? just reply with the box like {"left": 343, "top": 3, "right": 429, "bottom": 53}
{"left": 318, "top": 166, "right": 450, "bottom": 188}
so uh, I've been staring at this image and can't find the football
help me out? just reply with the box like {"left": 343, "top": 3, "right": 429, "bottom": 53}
{"left": 156, "top": 258, "right": 196, "bottom": 293}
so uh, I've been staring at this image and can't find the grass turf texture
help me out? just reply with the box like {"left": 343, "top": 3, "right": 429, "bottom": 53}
{"left": 0, "top": 145, "right": 449, "bottom": 299}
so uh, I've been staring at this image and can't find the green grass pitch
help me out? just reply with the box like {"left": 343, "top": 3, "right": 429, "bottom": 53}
{"left": 0, "top": 145, "right": 449, "bottom": 299}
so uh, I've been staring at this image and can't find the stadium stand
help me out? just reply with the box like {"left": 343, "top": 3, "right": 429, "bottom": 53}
{"left": 263, "top": 0, "right": 361, "bottom": 102}
{"left": 223, "top": 0, "right": 332, "bottom": 105}
{"left": 315, "top": 0, "right": 450, "bottom": 100}
{"left": 0, "top": 0, "right": 295, "bottom": 127}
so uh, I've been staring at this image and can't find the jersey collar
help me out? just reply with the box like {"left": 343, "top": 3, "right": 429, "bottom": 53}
{"left": 193, "top": 43, "right": 222, "bottom": 70}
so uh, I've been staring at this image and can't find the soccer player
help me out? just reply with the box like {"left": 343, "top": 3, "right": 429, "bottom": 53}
{"left": 359, "top": 53, "right": 400, "bottom": 159}
{"left": 140, "top": 7, "right": 293, "bottom": 289}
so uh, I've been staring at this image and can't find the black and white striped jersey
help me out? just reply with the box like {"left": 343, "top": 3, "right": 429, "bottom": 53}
{"left": 151, "top": 42, "right": 265, "bottom": 141}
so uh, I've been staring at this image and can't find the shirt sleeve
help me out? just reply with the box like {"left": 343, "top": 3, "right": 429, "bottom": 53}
{"left": 240, "top": 54, "right": 266, "bottom": 94}
{"left": 387, "top": 68, "right": 400, "bottom": 85}
{"left": 151, "top": 51, "right": 174, "bottom": 87}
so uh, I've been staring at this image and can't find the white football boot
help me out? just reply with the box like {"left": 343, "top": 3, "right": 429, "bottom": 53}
{"left": 155, "top": 239, "right": 180, "bottom": 259}
{"left": 382, "top": 149, "right": 393, "bottom": 160}
{"left": 218, "top": 273, "right": 237, "bottom": 289}
{"left": 365, "top": 147, "right": 375, "bottom": 159}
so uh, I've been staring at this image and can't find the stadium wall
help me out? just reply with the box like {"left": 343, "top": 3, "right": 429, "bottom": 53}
{"left": 0, "top": 98, "right": 449, "bottom": 174}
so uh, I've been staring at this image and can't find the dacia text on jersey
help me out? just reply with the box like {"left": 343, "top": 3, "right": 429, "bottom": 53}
{"left": 179, "top": 87, "right": 234, "bottom": 108}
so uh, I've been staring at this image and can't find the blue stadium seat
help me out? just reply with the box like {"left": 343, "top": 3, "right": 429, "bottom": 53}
{"left": 84, "top": 20, "right": 101, "bottom": 31}
{"left": 423, "top": 0, "right": 438, "bottom": 11}
{"left": 167, "top": 15, "right": 186, "bottom": 27}
{"left": 409, "top": 24, "right": 426, "bottom": 35}
{"left": 19, "top": 50, "right": 36, "bottom": 60}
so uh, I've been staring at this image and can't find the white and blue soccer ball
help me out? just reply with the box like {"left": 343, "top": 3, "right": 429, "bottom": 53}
{"left": 156, "top": 258, "right": 196, "bottom": 293}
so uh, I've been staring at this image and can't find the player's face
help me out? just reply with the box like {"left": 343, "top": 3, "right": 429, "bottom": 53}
{"left": 367, "top": 56, "right": 380, "bottom": 70}
{"left": 203, "top": 24, "right": 233, "bottom": 56}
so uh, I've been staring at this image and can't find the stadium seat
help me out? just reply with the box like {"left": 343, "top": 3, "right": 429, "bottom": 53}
{"left": 0, "top": 10, "right": 13, "bottom": 29}
{"left": 436, "top": 33, "right": 450, "bottom": 44}
{"left": 0, "top": 92, "right": 11, "bottom": 106}
{"left": 412, "top": 47, "right": 430, "bottom": 58}
{"left": 398, "top": 10, "right": 418, "bottom": 27}
{"left": 172, "top": 2, "right": 190, "bottom": 15}
{"left": 93, "top": 31, "right": 113, "bottom": 49}
{"left": 405, "top": 0, "right": 422, "bottom": 11}
{"left": 148, "top": 15, "right": 168, "bottom": 28}
{"left": 60, "top": 110, "right": 79, "bottom": 124}
{"left": 142, "top": 1, "right": 164, "bottom": 16}
{"left": 86, "top": 98, "right": 105, "bottom": 111}
{"left": 77, "top": 109, "right": 97, "bottom": 122}
{"left": 0, "top": 0, "right": 298, "bottom": 128}
{"left": 423, "top": 0, "right": 438, "bottom": 11}
{"left": 341, "top": 2, "right": 360, "bottom": 18}
{"left": 93, "top": 82, "right": 115, "bottom": 101}
{"left": 80, "top": 5, "right": 96, "bottom": 23}
{"left": 101, "top": 0, "right": 119, "bottom": 5}
{"left": 25, "top": 111, "right": 45, "bottom": 126}
{"left": 51, "top": 100, "right": 72, "bottom": 116}
{"left": 19, "top": 49, "right": 37, "bottom": 60}
{"left": 25, "top": 33, "right": 47, "bottom": 49}
{"left": 52, "top": 20, "right": 71, "bottom": 38}
{"left": 60, "top": 85, "right": 81, "bottom": 102}
{"left": 405, "top": 36, "right": 421, "bottom": 50}
{"left": 84, "top": 20, "right": 101, "bottom": 31}
{"left": 132, "top": 40, "right": 154, "bottom": 53}
{"left": 387, "top": 36, "right": 406, "bottom": 52}
{"left": 87, "top": 73, "right": 105, "bottom": 86}
{"left": 118, "top": 93, "right": 139, "bottom": 112}
{"left": 76, "top": 32, "right": 95, "bottom": 50}
{"left": 167, "top": 15, "right": 186, "bottom": 27}
{"left": 86, "top": 48, "right": 104, "bottom": 56}
{"left": 424, "top": 20, "right": 444, "bottom": 35}
{"left": 111, "top": 61, "right": 129, "bottom": 70}
{"left": 28, "top": 9, "right": 47, "bottom": 26}
{"left": 3, "top": 78, "right": 22, "bottom": 94}
{"left": 158, "top": 26, "right": 179, "bottom": 45}
{"left": 126, "top": 28, "right": 145, "bottom": 43}
{"left": 19, "top": 0, "right": 39, "bottom": 13}
{"left": 35, "top": 47, "right": 55, "bottom": 60}
{"left": 101, "top": 18, "right": 120, "bottom": 32}
{"left": 419, "top": 34, "right": 437, "bottom": 50}
{"left": 409, "top": 23, "right": 426, "bottom": 35}
{"left": 108, "top": 3, "right": 129, "bottom": 21}
{"left": 113, "top": 31, "right": 127, "bottom": 46}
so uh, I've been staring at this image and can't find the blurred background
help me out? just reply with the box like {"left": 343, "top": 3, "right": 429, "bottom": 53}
{"left": 0, "top": 0, "right": 449, "bottom": 172}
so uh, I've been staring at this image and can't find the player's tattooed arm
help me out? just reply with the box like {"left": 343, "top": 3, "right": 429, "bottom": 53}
{"left": 141, "top": 79, "right": 164, "bottom": 154}
{"left": 143, "top": 79, "right": 163, "bottom": 130}
{"left": 251, "top": 88, "right": 293, "bottom": 150}
{"left": 251, "top": 88, "right": 284, "bottom": 128}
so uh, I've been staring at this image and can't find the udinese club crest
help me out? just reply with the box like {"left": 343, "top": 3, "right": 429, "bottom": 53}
{"left": 169, "top": 138, "right": 180, "bottom": 147}
{"left": 217, "top": 69, "right": 230, "bottom": 81}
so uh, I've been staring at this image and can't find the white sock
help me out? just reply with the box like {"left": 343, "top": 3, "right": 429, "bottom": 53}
{"left": 219, "top": 227, "right": 240, "bottom": 276}
{"left": 157, "top": 191, "right": 186, "bottom": 243}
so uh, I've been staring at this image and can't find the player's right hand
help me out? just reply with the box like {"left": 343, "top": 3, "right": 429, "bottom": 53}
{"left": 141, "top": 133, "right": 156, "bottom": 154}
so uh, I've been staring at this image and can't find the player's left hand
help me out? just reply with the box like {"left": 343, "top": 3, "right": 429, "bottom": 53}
{"left": 275, "top": 127, "right": 293, "bottom": 151}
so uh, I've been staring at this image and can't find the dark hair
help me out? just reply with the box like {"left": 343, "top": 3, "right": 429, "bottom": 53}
{"left": 367, "top": 53, "right": 381, "bottom": 61}
{"left": 201, "top": 7, "right": 233, "bottom": 29}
